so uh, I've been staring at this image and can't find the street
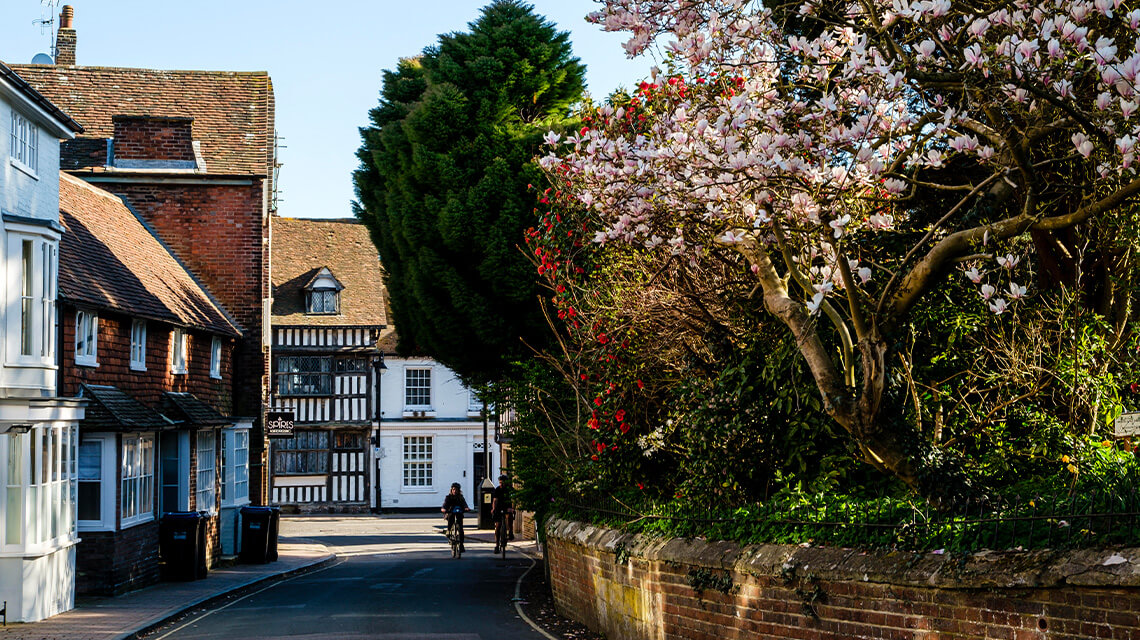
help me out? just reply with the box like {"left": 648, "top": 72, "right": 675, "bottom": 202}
{"left": 143, "top": 515, "right": 548, "bottom": 640}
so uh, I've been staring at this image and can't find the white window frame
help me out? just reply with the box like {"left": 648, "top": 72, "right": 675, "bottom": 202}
{"left": 196, "top": 429, "right": 216, "bottom": 513}
{"left": 171, "top": 328, "right": 188, "bottom": 374}
{"left": 120, "top": 433, "right": 155, "bottom": 528}
{"left": 130, "top": 320, "right": 147, "bottom": 371}
{"left": 210, "top": 336, "right": 222, "bottom": 379}
{"left": 404, "top": 367, "right": 433, "bottom": 410}
{"left": 41, "top": 242, "right": 56, "bottom": 360}
{"left": 6, "top": 230, "right": 58, "bottom": 367}
{"left": 220, "top": 426, "right": 250, "bottom": 507}
{"left": 77, "top": 433, "right": 115, "bottom": 531}
{"left": 75, "top": 309, "right": 98, "bottom": 367}
{"left": 10, "top": 108, "right": 39, "bottom": 176}
{"left": 1, "top": 425, "right": 77, "bottom": 552}
{"left": 401, "top": 435, "right": 433, "bottom": 491}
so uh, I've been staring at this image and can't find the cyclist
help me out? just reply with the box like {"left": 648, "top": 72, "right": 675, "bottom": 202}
{"left": 491, "top": 474, "right": 515, "bottom": 551}
{"left": 441, "top": 482, "right": 470, "bottom": 552}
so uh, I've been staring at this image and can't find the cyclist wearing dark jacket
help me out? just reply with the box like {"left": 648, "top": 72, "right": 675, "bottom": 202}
{"left": 441, "top": 483, "right": 470, "bottom": 550}
{"left": 491, "top": 475, "right": 515, "bottom": 547}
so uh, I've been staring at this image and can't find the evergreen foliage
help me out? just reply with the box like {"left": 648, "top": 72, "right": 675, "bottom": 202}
{"left": 353, "top": 0, "right": 585, "bottom": 383}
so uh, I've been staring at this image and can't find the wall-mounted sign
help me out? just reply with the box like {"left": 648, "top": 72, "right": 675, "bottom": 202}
{"left": 1115, "top": 412, "right": 1140, "bottom": 438}
{"left": 267, "top": 411, "right": 295, "bottom": 438}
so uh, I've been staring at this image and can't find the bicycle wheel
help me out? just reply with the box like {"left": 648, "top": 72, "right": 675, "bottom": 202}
{"left": 496, "top": 517, "right": 507, "bottom": 558}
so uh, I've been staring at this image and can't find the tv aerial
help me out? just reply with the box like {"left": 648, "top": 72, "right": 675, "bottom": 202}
{"left": 32, "top": 0, "right": 61, "bottom": 61}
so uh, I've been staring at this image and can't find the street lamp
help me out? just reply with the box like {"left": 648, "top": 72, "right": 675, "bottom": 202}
{"left": 372, "top": 354, "right": 387, "bottom": 514}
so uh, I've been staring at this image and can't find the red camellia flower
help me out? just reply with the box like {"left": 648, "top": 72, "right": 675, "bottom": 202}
{"left": 591, "top": 455, "right": 599, "bottom": 461}
{"left": 615, "top": 409, "right": 626, "bottom": 422}
{"left": 1131, "top": 382, "right": 1140, "bottom": 394}
{"left": 587, "top": 418, "right": 599, "bottom": 430}
{"left": 619, "top": 423, "right": 630, "bottom": 434}
{"left": 636, "top": 379, "right": 645, "bottom": 390}
{"left": 594, "top": 397, "right": 603, "bottom": 406}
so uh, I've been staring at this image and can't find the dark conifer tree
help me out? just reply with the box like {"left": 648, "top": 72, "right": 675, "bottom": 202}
{"left": 354, "top": 0, "right": 585, "bottom": 383}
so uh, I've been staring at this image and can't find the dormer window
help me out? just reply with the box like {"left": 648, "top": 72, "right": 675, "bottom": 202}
{"left": 304, "top": 267, "right": 343, "bottom": 315}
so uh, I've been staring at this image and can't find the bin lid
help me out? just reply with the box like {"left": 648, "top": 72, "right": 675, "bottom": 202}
{"left": 162, "top": 511, "right": 203, "bottom": 521}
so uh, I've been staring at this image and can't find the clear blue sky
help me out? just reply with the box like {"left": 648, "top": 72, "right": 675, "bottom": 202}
{"left": 0, "top": 0, "right": 652, "bottom": 218}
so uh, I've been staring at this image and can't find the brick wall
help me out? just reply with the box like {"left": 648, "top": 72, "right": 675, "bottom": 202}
{"left": 77, "top": 521, "right": 160, "bottom": 596}
{"left": 99, "top": 180, "right": 267, "bottom": 420}
{"left": 112, "top": 116, "right": 195, "bottom": 162}
{"left": 545, "top": 518, "right": 1140, "bottom": 640}
{"left": 60, "top": 306, "right": 233, "bottom": 413}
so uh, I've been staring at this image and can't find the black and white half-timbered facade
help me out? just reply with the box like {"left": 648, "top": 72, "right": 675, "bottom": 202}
{"left": 269, "top": 219, "right": 385, "bottom": 511}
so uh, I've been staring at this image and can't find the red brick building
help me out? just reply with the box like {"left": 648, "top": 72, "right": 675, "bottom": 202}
{"left": 12, "top": 7, "right": 276, "bottom": 503}
{"left": 58, "top": 173, "right": 247, "bottom": 595}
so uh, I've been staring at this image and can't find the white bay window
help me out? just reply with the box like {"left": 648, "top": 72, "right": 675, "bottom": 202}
{"left": 120, "top": 434, "right": 154, "bottom": 527}
{"left": 1, "top": 425, "right": 77, "bottom": 551}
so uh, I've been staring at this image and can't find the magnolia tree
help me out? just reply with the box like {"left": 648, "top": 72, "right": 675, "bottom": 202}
{"left": 540, "top": 0, "right": 1140, "bottom": 499}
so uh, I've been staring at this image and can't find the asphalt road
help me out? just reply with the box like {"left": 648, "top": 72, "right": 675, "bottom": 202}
{"left": 145, "top": 514, "right": 547, "bottom": 640}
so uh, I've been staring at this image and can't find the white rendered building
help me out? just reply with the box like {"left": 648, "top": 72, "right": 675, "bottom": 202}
{"left": 0, "top": 61, "right": 86, "bottom": 622}
{"left": 375, "top": 355, "right": 498, "bottom": 511}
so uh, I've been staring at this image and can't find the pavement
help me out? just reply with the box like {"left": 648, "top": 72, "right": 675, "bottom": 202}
{"left": 0, "top": 539, "right": 334, "bottom": 640}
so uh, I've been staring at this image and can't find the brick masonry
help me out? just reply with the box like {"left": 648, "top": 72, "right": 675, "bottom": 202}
{"left": 63, "top": 306, "right": 229, "bottom": 595}
{"left": 60, "top": 306, "right": 233, "bottom": 412}
{"left": 112, "top": 116, "right": 196, "bottom": 162}
{"left": 100, "top": 180, "right": 271, "bottom": 502}
{"left": 545, "top": 518, "right": 1140, "bottom": 640}
{"left": 99, "top": 180, "right": 267, "bottom": 419}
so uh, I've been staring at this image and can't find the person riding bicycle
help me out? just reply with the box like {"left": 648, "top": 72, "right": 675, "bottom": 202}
{"left": 491, "top": 474, "right": 515, "bottom": 549}
{"left": 441, "top": 482, "right": 470, "bottom": 552}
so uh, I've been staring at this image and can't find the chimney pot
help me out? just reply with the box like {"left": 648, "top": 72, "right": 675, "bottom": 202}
{"left": 55, "top": 6, "right": 76, "bottom": 65}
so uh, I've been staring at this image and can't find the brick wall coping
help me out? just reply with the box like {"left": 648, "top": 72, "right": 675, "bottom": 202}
{"left": 546, "top": 517, "right": 1140, "bottom": 589}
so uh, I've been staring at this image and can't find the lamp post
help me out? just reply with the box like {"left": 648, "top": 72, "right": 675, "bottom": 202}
{"left": 371, "top": 354, "right": 387, "bottom": 514}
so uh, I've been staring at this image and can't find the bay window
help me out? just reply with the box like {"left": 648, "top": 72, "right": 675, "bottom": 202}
{"left": 1, "top": 425, "right": 77, "bottom": 549}
{"left": 6, "top": 230, "right": 58, "bottom": 368}
{"left": 120, "top": 434, "right": 154, "bottom": 527}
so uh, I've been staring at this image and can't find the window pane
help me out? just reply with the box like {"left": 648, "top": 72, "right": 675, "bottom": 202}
{"left": 21, "top": 240, "right": 34, "bottom": 356}
{"left": 405, "top": 369, "right": 431, "bottom": 406}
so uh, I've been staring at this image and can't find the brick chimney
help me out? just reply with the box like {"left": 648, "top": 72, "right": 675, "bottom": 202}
{"left": 55, "top": 5, "right": 76, "bottom": 66}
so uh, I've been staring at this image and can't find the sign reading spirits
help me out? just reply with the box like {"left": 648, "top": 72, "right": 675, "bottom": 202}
{"left": 267, "top": 411, "right": 295, "bottom": 438}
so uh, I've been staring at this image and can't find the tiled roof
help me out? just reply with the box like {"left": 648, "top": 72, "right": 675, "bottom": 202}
{"left": 79, "top": 384, "right": 176, "bottom": 432}
{"left": 271, "top": 218, "right": 388, "bottom": 327}
{"left": 58, "top": 173, "right": 242, "bottom": 336}
{"left": 0, "top": 60, "right": 83, "bottom": 133}
{"left": 161, "top": 392, "right": 230, "bottom": 427}
{"left": 8, "top": 64, "right": 273, "bottom": 176}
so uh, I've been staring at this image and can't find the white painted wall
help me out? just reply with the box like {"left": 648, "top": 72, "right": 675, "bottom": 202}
{"left": 0, "top": 545, "right": 75, "bottom": 622}
{"left": 0, "top": 76, "right": 81, "bottom": 622}
{"left": 375, "top": 357, "right": 498, "bottom": 509}
{"left": 0, "top": 104, "right": 62, "bottom": 222}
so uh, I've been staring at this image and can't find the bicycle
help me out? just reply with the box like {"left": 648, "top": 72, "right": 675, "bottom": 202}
{"left": 493, "top": 508, "right": 514, "bottom": 558}
{"left": 446, "top": 506, "right": 465, "bottom": 559}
